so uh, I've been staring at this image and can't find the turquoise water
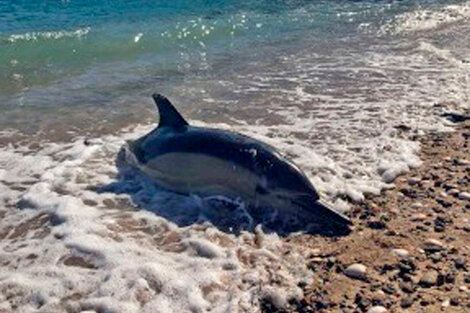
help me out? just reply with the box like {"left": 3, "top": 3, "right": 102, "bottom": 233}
{"left": 0, "top": 0, "right": 469, "bottom": 136}
{"left": 0, "top": 3, "right": 469, "bottom": 311}
{"left": 0, "top": 1, "right": 385, "bottom": 95}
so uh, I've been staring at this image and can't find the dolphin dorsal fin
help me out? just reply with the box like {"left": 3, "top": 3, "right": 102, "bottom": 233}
{"left": 152, "top": 94, "right": 189, "bottom": 129}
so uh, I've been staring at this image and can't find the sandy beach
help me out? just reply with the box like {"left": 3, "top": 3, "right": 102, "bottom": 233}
{"left": 1, "top": 120, "right": 468, "bottom": 313}
{"left": 277, "top": 119, "right": 470, "bottom": 313}
{"left": 1, "top": 1, "right": 470, "bottom": 312}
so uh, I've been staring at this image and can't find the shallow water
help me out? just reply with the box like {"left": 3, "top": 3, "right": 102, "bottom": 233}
{"left": 0, "top": 1, "right": 469, "bottom": 312}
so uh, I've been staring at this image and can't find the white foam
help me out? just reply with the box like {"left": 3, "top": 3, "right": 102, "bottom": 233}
{"left": 6, "top": 27, "right": 91, "bottom": 43}
{"left": 380, "top": 2, "right": 470, "bottom": 35}
{"left": 0, "top": 129, "right": 312, "bottom": 312}
{"left": 1, "top": 4, "right": 469, "bottom": 309}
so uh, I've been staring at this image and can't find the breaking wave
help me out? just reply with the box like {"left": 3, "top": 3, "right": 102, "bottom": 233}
{"left": 4, "top": 27, "right": 91, "bottom": 43}
{"left": 380, "top": 2, "right": 470, "bottom": 35}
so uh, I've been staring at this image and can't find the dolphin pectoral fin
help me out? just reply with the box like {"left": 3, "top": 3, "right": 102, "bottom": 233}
{"left": 152, "top": 94, "right": 189, "bottom": 129}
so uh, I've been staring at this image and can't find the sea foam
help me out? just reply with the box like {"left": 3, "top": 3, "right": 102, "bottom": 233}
{"left": 5, "top": 27, "right": 91, "bottom": 43}
{"left": 0, "top": 128, "right": 311, "bottom": 313}
{"left": 380, "top": 2, "right": 470, "bottom": 35}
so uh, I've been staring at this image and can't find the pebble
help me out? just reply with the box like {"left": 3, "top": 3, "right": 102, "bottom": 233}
{"left": 367, "top": 220, "right": 387, "bottom": 230}
{"left": 442, "top": 299, "right": 450, "bottom": 308}
{"left": 401, "top": 297, "right": 414, "bottom": 308}
{"left": 410, "top": 202, "right": 423, "bottom": 209}
{"left": 367, "top": 306, "right": 387, "bottom": 313}
{"left": 399, "top": 281, "right": 416, "bottom": 294}
{"left": 344, "top": 263, "right": 367, "bottom": 280}
{"left": 455, "top": 258, "right": 467, "bottom": 270}
{"left": 450, "top": 298, "right": 460, "bottom": 306}
{"left": 456, "top": 158, "right": 470, "bottom": 165}
{"left": 419, "top": 271, "right": 438, "bottom": 287}
{"left": 448, "top": 188, "right": 460, "bottom": 196}
{"left": 464, "top": 274, "right": 470, "bottom": 283}
{"left": 392, "top": 249, "right": 409, "bottom": 258}
{"left": 382, "top": 285, "right": 395, "bottom": 295}
{"left": 423, "top": 239, "right": 445, "bottom": 251}
{"left": 458, "top": 192, "right": 470, "bottom": 200}
{"left": 410, "top": 213, "right": 427, "bottom": 221}
{"left": 408, "top": 177, "right": 421, "bottom": 185}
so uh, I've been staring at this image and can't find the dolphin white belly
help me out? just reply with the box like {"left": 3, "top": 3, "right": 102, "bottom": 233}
{"left": 126, "top": 93, "right": 352, "bottom": 231}
{"left": 140, "top": 152, "right": 260, "bottom": 200}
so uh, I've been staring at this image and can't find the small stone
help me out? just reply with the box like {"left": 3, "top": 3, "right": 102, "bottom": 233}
{"left": 442, "top": 299, "right": 450, "bottom": 307}
{"left": 423, "top": 239, "right": 445, "bottom": 252}
{"left": 367, "top": 306, "right": 387, "bottom": 313}
{"left": 410, "top": 213, "right": 427, "bottom": 222}
{"left": 437, "top": 198, "right": 452, "bottom": 208}
{"left": 398, "top": 259, "right": 416, "bottom": 274}
{"left": 464, "top": 274, "right": 470, "bottom": 283}
{"left": 401, "top": 297, "right": 414, "bottom": 308}
{"left": 430, "top": 253, "right": 443, "bottom": 262}
{"left": 399, "top": 281, "right": 416, "bottom": 294}
{"left": 455, "top": 258, "right": 467, "bottom": 270}
{"left": 459, "top": 286, "right": 468, "bottom": 292}
{"left": 456, "top": 158, "right": 470, "bottom": 165}
{"left": 401, "top": 273, "right": 414, "bottom": 282}
{"left": 392, "top": 249, "right": 409, "bottom": 258}
{"left": 436, "top": 273, "right": 446, "bottom": 286}
{"left": 410, "top": 202, "right": 423, "bottom": 209}
{"left": 408, "top": 177, "right": 421, "bottom": 185}
{"left": 355, "top": 294, "right": 371, "bottom": 310}
{"left": 419, "top": 271, "right": 438, "bottom": 287}
{"left": 445, "top": 273, "right": 456, "bottom": 284}
{"left": 314, "top": 299, "right": 329, "bottom": 309}
{"left": 367, "top": 220, "right": 387, "bottom": 230}
{"left": 344, "top": 263, "right": 367, "bottom": 280}
{"left": 448, "top": 188, "right": 460, "bottom": 196}
{"left": 382, "top": 285, "right": 395, "bottom": 295}
{"left": 434, "top": 224, "right": 445, "bottom": 232}
{"left": 450, "top": 298, "right": 460, "bottom": 306}
{"left": 458, "top": 192, "right": 470, "bottom": 200}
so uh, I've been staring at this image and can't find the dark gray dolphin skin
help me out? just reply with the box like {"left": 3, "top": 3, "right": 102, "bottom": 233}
{"left": 126, "top": 94, "right": 352, "bottom": 231}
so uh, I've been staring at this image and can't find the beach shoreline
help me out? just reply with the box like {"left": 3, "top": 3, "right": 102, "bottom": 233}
{"left": 280, "top": 119, "right": 470, "bottom": 313}
{"left": 1, "top": 1, "right": 470, "bottom": 312}
{"left": 0, "top": 117, "right": 468, "bottom": 313}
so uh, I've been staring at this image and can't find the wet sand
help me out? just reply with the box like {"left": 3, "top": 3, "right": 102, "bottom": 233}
{"left": 0, "top": 119, "right": 468, "bottom": 313}
{"left": 279, "top": 120, "right": 470, "bottom": 313}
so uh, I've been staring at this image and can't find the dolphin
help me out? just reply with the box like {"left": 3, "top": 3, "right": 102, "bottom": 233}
{"left": 125, "top": 94, "right": 352, "bottom": 233}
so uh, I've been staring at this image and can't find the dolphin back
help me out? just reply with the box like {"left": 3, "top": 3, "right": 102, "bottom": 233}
{"left": 128, "top": 94, "right": 353, "bottom": 234}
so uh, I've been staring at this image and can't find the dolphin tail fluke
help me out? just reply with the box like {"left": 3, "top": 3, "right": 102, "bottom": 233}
{"left": 152, "top": 93, "right": 189, "bottom": 129}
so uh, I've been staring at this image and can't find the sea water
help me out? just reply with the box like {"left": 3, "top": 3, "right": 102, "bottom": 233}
{"left": 0, "top": 1, "right": 469, "bottom": 312}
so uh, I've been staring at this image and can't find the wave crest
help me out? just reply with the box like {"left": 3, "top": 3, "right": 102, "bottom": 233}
{"left": 5, "top": 27, "right": 91, "bottom": 43}
{"left": 380, "top": 3, "right": 470, "bottom": 35}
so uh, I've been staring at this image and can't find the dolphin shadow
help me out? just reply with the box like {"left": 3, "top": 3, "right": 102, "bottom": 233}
{"left": 96, "top": 147, "right": 351, "bottom": 237}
